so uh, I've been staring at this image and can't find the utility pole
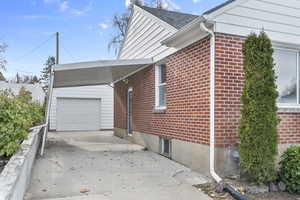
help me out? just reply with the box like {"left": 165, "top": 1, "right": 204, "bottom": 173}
{"left": 56, "top": 32, "right": 59, "bottom": 65}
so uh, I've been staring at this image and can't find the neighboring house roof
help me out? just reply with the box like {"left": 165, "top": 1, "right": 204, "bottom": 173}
{"left": 0, "top": 81, "right": 45, "bottom": 105}
{"left": 138, "top": 5, "right": 199, "bottom": 30}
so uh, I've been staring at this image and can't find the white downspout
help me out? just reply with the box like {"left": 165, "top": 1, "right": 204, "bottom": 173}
{"left": 40, "top": 66, "right": 55, "bottom": 156}
{"left": 200, "top": 22, "right": 222, "bottom": 183}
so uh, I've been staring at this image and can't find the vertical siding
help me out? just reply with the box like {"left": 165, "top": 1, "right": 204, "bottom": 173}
{"left": 213, "top": 0, "right": 300, "bottom": 45}
{"left": 50, "top": 85, "right": 113, "bottom": 130}
{"left": 119, "top": 7, "right": 177, "bottom": 60}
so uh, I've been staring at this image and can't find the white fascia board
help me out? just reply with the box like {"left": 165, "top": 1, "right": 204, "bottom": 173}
{"left": 161, "top": 17, "right": 214, "bottom": 50}
{"left": 162, "top": 17, "right": 204, "bottom": 46}
{"left": 54, "top": 58, "right": 154, "bottom": 72}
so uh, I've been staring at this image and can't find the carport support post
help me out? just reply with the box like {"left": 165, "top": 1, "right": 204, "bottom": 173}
{"left": 40, "top": 66, "right": 55, "bottom": 156}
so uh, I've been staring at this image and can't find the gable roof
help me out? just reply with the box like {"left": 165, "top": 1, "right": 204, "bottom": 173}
{"left": 138, "top": 5, "right": 199, "bottom": 30}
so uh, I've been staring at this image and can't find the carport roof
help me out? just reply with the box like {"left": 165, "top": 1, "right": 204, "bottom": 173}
{"left": 53, "top": 58, "right": 153, "bottom": 88}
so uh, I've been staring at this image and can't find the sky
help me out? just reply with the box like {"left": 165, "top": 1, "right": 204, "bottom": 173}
{"left": 0, "top": 0, "right": 226, "bottom": 79}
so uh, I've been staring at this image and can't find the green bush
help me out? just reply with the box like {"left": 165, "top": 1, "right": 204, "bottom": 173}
{"left": 239, "top": 31, "right": 279, "bottom": 184}
{"left": 280, "top": 146, "right": 300, "bottom": 194}
{"left": 0, "top": 89, "right": 44, "bottom": 156}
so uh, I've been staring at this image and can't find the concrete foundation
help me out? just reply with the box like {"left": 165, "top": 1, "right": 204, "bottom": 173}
{"left": 114, "top": 128, "right": 239, "bottom": 176}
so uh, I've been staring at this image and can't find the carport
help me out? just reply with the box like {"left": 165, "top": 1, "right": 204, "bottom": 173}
{"left": 41, "top": 58, "right": 154, "bottom": 155}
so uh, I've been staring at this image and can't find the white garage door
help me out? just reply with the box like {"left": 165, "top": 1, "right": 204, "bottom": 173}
{"left": 56, "top": 98, "right": 101, "bottom": 131}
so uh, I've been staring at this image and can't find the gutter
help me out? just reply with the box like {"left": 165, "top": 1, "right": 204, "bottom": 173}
{"left": 200, "top": 20, "right": 253, "bottom": 200}
{"left": 199, "top": 21, "right": 222, "bottom": 184}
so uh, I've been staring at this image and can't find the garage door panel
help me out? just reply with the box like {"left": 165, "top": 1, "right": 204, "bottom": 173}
{"left": 57, "top": 98, "right": 101, "bottom": 131}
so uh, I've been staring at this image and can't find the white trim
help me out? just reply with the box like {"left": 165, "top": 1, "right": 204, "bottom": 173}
{"left": 160, "top": 137, "right": 172, "bottom": 157}
{"left": 54, "top": 58, "right": 154, "bottom": 72}
{"left": 273, "top": 47, "right": 300, "bottom": 106}
{"left": 277, "top": 103, "right": 300, "bottom": 109}
{"left": 155, "top": 64, "right": 167, "bottom": 109}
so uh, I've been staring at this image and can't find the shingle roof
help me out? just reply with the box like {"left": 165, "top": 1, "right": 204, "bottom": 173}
{"left": 139, "top": 6, "right": 199, "bottom": 30}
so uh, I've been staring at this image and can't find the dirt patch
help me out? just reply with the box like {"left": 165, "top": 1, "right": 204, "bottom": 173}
{"left": 195, "top": 182, "right": 300, "bottom": 200}
{"left": 0, "top": 156, "right": 10, "bottom": 173}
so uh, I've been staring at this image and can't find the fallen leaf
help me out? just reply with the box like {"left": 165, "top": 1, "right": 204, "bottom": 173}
{"left": 80, "top": 188, "right": 90, "bottom": 193}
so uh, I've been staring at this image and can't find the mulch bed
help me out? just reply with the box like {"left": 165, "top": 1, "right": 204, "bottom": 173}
{"left": 195, "top": 180, "right": 300, "bottom": 200}
{"left": 0, "top": 156, "right": 10, "bottom": 173}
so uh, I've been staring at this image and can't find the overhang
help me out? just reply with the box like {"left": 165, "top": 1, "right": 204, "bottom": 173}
{"left": 53, "top": 58, "right": 153, "bottom": 88}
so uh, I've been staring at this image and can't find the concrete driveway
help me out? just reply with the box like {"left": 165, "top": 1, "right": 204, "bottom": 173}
{"left": 25, "top": 131, "right": 211, "bottom": 200}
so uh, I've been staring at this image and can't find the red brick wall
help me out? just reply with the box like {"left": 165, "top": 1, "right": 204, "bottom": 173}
{"left": 215, "top": 33, "right": 245, "bottom": 146}
{"left": 114, "top": 33, "right": 300, "bottom": 147}
{"left": 114, "top": 37, "right": 211, "bottom": 145}
{"left": 215, "top": 33, "right": 300, "bottom": 146}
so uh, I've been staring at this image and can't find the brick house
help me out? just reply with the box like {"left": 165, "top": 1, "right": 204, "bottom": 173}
{"left": 114, "top": 1, "right": 300, "bottom": 176}
{"left": 53, "top": 0, "right": 300, "bottom": 178}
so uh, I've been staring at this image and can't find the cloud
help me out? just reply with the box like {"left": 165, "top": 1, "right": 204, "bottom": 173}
{"left": 44, "top": 0, "right": 94, "bottom": 16}
{"left": 43, "top": 0, "right": 59, "bottom": 4}
{"left": 162, "top": 0, "right": 181, "bottom": 10}
{"left": 71, "top": 0, "right": 94, "bottom": 16}
{"left": 99, "top": 23, "right": 108, "bottom": 29}
{"left": 192, "top": 0, "right": 201, "bottom": 2}
{"left": 125, "top": 0, "right": 144, "bottom": 8}
{"left": 23, "top": 15, "right": 52, "bottom": 20}
{"left": 59, "top": 1, "right": 69, "bottom": 12}
{"left": 125, "top": 0, "right": 131, "bottom": 8}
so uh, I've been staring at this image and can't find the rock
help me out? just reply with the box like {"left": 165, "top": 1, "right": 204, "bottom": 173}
{"left": 226, "top": 174, "right": 240, "bottom": 180}
{"left": 278, "top": 181, "right": 286, "bottom": 191}
{"left": 269, "top": 182, "right": 279, "bottom": 192}
{"left": 247, "top": 185, "right": 269, "bottom": 194}
{"left": 80, "top": 188, "right": 90, "bottom": 193}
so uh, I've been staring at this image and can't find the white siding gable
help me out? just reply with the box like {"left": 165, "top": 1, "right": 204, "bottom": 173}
{"left": 50, "top": 85, "right": 113, "bottom": 130}
{"left": 119, "top": 5, "right": 177, "bottom": 61}
{"left": 208, "top": 0, "right": 300, "bottom": 46}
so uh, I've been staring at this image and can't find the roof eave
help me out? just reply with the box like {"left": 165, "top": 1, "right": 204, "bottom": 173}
{"left": 162, "top": 16, "right": 215, "bottom": 48}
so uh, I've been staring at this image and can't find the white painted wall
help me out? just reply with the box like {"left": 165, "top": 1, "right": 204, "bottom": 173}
{"left": 210, "top": 0, "right": 300, "bottom": 46}
{"left": 119, "top": 5, "right": 177, "bottom": 61}
{"left": 50, "top": 85, "right": 113, "bottom": 130}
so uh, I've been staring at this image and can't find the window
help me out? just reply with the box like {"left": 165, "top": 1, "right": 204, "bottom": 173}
{"left": 155, "top": 64, "right": 166, "bottom": 109}
{"left": 274, "top": 49, "right": 299, "bottom": 105}
{"left": 160, "top": 137, "right": 171, "bottom": 158}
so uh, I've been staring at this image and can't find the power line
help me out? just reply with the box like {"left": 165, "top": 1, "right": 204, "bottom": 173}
{"left": 61, "top": 41, "right": 76, "bottom": 61}
{"left": 13, "top": 34, "right": 55, "bottom": 62}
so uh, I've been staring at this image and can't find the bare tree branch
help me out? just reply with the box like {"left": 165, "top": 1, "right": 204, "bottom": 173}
{"left": 0, "top": 43, "right": 7, "bottom": 72}
{"left": 108, "top": 0, "right": 165, "bottom": 55}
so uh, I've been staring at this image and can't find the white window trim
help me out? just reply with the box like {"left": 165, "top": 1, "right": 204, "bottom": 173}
{"left": 160, "top": 137, "right": 171, "bottom": 158}
{"left": 274, "top": 47, "right": 300, "bottom": 109}
{"left": 155, "top": 65, "right": 167, "bottom": 110}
